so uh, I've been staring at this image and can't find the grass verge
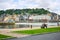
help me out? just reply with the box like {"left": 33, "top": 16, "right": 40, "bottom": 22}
{"left": 12, "top": 27, "right": 60, "bottom": 35}
{"left": 0, "top": 34, "right": 13, "bottom": 40}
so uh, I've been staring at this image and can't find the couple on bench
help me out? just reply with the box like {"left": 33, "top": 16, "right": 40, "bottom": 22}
{"left": 41, "top": 23, "right": 47, "bottom": 29}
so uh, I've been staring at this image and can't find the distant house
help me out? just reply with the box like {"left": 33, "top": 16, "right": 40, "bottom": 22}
{"left": 0, "top": 12, "right": 59, "bottom": 23}
{"left": 15, "top": 15, "right": 20, "bottom": 22}
{"left": 47, "top": 12, "right": 60, "bottom": 22}
{"left": 28, "top": 12, "right": 59, "bottom": 22}
{"left": 20, "top": 13, "right": 30, "bottom": 20}
{"left": 0, "top": 14, "right": 6, "bottom": 21}
{"left": 49, "top": 12, "right": 57, "bottom": 20}
{"left": 29, "top": 15, "right": 51, "bottom": 21}
{"left": 0, "top": 17, "right": 3, "bottom": 22}
{"left": 0, "top": 14, "right": 11, "bottom": 22}
{"left": 5, "top": 19, "right": 15, "bottom": 23}
{"left": 3, "top": 15, "right": 15, "bottom": 23}
{"left": 58, "top": 15, "right": 60, "bottom": 21}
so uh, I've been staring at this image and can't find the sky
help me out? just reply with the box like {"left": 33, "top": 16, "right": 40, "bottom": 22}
{"left": 0, "top": 0, "right": 60, "bottom": 15}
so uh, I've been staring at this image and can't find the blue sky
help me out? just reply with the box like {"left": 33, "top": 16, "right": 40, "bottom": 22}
{"left": 0, "top": 0, "right": 60, "bottom": 15}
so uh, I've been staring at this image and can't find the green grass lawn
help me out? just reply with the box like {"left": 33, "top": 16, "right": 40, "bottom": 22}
{"left": 13, "top": 27, "right": 60, "bottom": 35}
{"left": 0, "top": 34, "right": 12, "bottom": 40}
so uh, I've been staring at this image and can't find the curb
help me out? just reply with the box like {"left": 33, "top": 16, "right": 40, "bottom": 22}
{"left": 0, "top": 37, "right": 17, "bottom": 40}
{"left": 30, "top": 32, "right": 60, "bottom": 36}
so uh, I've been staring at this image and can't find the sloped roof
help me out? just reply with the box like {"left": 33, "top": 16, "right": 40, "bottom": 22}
{"left": 50, "top": 12, "right": 57, "bottom": 16}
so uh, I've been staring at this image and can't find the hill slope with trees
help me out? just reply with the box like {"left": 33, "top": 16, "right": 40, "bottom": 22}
{"left": 0, "top": 8, "right": 52, "bottom": 15}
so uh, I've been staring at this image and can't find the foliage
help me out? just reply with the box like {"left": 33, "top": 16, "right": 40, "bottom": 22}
{"left": 13, "top": 27, "right": 60, "bottom": 34}
{"left": 0, "top": 8, "right": 50, "bottom": 15}
{"left": 0, "top": 34, "right": 12, "bottom": 40}
{"left": 0, "top": 10, "right": 5, "bottom": 15}
{"left": 0, "top": 34, "right": 11, "bottom": 38}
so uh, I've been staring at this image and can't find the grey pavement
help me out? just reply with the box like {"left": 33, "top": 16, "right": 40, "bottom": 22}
{"left": 6, "top": 32, "right": 60, "bottom": 40}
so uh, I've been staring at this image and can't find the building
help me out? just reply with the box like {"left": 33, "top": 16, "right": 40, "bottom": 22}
{"left": 28, "top": 14, "right": 51, "bottom": 22}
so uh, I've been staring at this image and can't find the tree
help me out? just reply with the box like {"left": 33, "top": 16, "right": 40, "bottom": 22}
{"left": 14, "top": 9, "right": 21, "bottom": 14}
{"left": 0, "top": 10, "right": 5, "bottom": 15}
{"left": 5, "top": 9, "right": 14, "bottom": 15}
{"left": 0, "top": 8, "right": 51, "bottom": 15}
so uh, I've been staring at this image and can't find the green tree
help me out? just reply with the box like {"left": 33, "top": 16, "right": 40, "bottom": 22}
{"left": 5, "top": 9, "right": 14, "bottom": 15}
{"left": 0, "top": 10, "right": 5, "bottom": 15}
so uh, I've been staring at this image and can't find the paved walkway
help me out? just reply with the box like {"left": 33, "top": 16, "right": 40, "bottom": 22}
{"left": 7, "top": 32, "right": 60, "bottom": 40}
{"left": 0, "top": 26, "right": 58, "bottom": 38}
{"left": 0, "top": 27, "right": 40, "bottom": 38}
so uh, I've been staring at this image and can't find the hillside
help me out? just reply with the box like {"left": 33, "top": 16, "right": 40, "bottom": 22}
{"left": 0, "top": 8, "right": 50, "bottom": 15}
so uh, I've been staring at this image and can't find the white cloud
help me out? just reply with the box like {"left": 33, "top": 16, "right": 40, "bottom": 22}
{"left": 0, "top": 0, "right": 60, "bottom": 14}
{"left": 0, "top": 0, "right": 17, "bottom": 10}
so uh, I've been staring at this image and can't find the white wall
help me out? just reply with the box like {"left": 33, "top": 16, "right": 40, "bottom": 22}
{"left": 29, "top": 15, "right": 51, "bottom": 20}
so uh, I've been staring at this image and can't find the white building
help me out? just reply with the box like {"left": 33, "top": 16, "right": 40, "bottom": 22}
{"left": 29, "top": 15, "right": 51, "bottom": 20}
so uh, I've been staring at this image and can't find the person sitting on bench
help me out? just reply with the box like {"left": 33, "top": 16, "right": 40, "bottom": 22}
{"left": 41, "top": 23, "right": 47, "bottom": 29}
